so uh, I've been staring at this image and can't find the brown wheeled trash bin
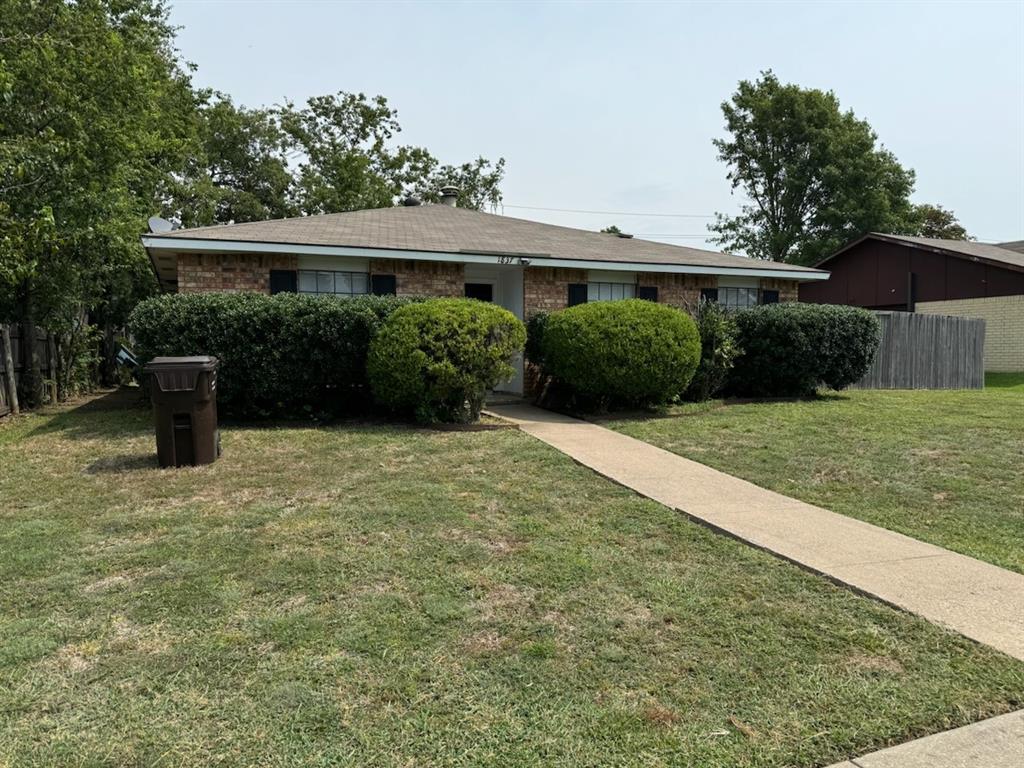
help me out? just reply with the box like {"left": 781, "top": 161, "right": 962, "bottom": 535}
{"left": 145, "top": 356, "right": 220, "bottom": 468}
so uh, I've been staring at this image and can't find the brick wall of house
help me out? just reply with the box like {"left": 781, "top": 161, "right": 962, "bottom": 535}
{"left": 523, "top": 267, "right": 588, "bottom": 317}
{"left": 637, "top": 273, "right": 717, "bottom": 309}
{"left": 178, "top": 253, "right": 298, "bottom": 293}
{"left": 917, "top": 295, "right": 1024, "bottom": 372}
{"left": 759, "top": 278, "right": 800, "bottom": 302}
{"left": 371, "top": 259, "right": 464, "bottom": 297}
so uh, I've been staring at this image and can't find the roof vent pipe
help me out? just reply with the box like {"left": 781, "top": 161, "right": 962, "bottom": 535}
{"left": 439, "top": 186, "right": 459, "bottom": 207}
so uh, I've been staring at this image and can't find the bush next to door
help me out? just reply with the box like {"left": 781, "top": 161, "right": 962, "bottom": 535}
{"left": 129, "top": 293, "right": 416, "bottom": 418}
{"left": 541, "top": 299, "right": 701, "bottom": 409}
{"left": 367, "top": 298, "right": 526, "bottom": 423}
{"left": 730, "top": 303, "right": 881, "bottom": 397}
{"left": 684, "top": 299, "right": 742, "bottom": 402}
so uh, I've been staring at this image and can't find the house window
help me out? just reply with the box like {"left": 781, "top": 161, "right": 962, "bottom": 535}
{"left": 702, "top": 286, "right": 760, "bottom": 310}
{"left": 297, "top": 270, "right": 370, "bottom": 297}
{"left": 587, "top": 282, "right": 636, "bottom": 302}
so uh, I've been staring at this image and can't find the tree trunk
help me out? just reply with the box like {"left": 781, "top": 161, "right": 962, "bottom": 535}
{"left": 0, "top": 324, "right": 19, "bottom": 415}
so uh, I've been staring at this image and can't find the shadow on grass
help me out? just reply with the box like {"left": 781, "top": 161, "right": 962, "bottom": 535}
{"left": 85, "top": 452, "right": 159, "bottom": 474}
{"left": 27, "top": 388, "right": 151, "bottom": 442}
{"left": 587, "top": 391, "right": 852, "bottom": 425}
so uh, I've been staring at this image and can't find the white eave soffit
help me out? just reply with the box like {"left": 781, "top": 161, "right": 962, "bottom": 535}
{"left": 141, "top": 237, "right": 829, "bottom": 281}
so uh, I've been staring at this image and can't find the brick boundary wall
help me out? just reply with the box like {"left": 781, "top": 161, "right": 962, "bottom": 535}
{"left": 178, "top": 253, "right": 298, "bottom": 293}
{"left": 917, "top": 295, "right": 1024, "bottom": 372}
{"left": 371, "top": 259, "right": 464, "bottom": 298}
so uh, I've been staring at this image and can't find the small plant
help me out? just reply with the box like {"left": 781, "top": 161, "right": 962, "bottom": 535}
{"left": 367, "top": 298, "right": 526, "bottom": 423}
{"left": 540, "top": 299, "right": 700, "bottom": 409}
{"left": 684, "top": 299, "right": 741, "bottom": 402}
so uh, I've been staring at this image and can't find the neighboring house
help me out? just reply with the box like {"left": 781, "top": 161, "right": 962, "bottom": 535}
{"left": 800, "top": 233, "right": 1024, "bottom": 372}
{"left": 142, "top": 197, "right": 828, "bottom": 393}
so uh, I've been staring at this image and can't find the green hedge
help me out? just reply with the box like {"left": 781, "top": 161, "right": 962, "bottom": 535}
{"left": 730, "top": 303, "right": 881, "bottom": 397}
{"left": 129, "top": 292, "right": 415, "bottom": 417}
{"left": 367, "top": 298, "right": 526, "bottom": 423}
{"left": 540, "top": 299, "right": 700, "bottom": 408}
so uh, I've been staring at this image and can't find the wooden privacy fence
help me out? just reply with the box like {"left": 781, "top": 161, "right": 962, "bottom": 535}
{"left": 850, "top": 311, "right": 985, "bottom": 390}
{"left": 0, "top": 325, "right": 57, "bottom": 416}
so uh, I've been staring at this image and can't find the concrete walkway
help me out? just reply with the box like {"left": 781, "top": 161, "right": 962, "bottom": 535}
{"left": 824, "top": 709, "right": 1024, "bottom": 767}
{"left": 488, "top": 404, "right": 1024, "bottom": 661}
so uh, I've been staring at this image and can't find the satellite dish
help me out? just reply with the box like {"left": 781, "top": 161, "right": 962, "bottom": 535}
{"left": 147, "top": 216, "right": 174, "bottom": 234}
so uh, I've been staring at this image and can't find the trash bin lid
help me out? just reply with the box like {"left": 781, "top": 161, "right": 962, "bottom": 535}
{"left": 144, "top": 356, "right": 218, "bottom": 392}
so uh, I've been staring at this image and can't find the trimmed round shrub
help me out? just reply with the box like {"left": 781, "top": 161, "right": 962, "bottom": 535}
{"left": 541, "top": 299, "right": 701, "bottom": 408}
{"left": 367, "top": 298, "right": 526, "bottom": 423}
{"left": 730, "top": 303, "right": 881, "bottom": 397}
{"left": 129, "top": 292, "right": 416, "bottom": 418}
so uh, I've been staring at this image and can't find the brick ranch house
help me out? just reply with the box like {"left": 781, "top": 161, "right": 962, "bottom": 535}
{"left": 142, "top": 198, "right": 828, "bottom": 393}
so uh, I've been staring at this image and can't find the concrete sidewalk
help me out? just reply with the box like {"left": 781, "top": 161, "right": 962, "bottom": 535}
{"left": 825, "top": 709, "right": 1024, "bottom": 767}
{"left": 489, "top": 404, "right": 1024, "bottom": 661}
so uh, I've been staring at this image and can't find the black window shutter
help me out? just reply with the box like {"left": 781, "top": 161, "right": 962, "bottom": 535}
{"left": 371, "top": 274, "right": 397, "bottom": 296}
{"left": 762, "top": 289, "right": 780, "bottom": 305}
{"left": 637, "top": 286, "right": 658, "bottom": 302}
{"left": 567, "top": 283, "right": 588, "bottom": 306}
{"left": 700, "top": 288, "right": 718, "bottom": 303}
{"left": 269, "top": 269, "right": 297, "bottom": 295}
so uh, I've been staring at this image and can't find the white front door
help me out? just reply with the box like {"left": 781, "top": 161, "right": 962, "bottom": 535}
{"left": 464, "top": 264, "right": 524, "bottom": 394}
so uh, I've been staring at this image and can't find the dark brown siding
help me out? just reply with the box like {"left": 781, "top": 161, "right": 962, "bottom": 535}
{"left": 800, "top": 238, "right": 1024, "bottom": 307}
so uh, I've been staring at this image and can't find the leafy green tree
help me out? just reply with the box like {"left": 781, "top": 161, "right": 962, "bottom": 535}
{"left": 710, "top": 71, "right": 917, "bottom": 265}
{"left": 0, "top": 0, "right": 198, "bottom": 404}
{"left": 412, "top": 157, "right": 505, "bottom": 211}
{"left": 908, "top": 203, "right": 971, "bottom": 240}
{"left": 278, "top": 93, "right": 435, "bottom": 214}
{"left": 277, "top": 93, "right": 504, "bottom": 214}
{"left": 167, "top": 95, "right": 295, "bottom": 227}
{"left": 600, "top": 225, "right": 623, "bottom": 234}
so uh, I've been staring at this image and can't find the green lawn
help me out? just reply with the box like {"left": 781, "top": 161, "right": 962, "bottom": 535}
{"left": 984, "top": 371, "right": 1024, "bottom": 391}
{"left": 608, "top": 374, "right": 1024, "bottom": 575}
{"left": 1, "top": 392, "right": 1022, "bottom": 767}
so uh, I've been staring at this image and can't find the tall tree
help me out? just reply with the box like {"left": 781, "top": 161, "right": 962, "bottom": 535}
{"left": 278, "top": 93, "right": 504, "bottom": 214}
{"left": 710, "top": 71, "right": 917, "bottom": 265}
{"left": 908, "top": 203, "right": 971, "bottom": 240}
{"left": 167, "top": 95, "right": 295, "bottom": 228}
{"left": 0, "top": 0, "right": 199, "bottom": 404}
{"left": 412, "top": 157, "right": 505, "bottom": 211}
{"left": 166, "top": 91, "right": 507, "bottom": 227}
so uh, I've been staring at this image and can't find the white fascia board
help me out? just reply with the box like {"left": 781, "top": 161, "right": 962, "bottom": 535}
{"left": 141, "top": 237, "right": 830, "bottom": 282}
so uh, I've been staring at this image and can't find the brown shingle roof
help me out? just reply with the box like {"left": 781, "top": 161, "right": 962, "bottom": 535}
{"left": 148, "top": 204, "right": 824, "bottom": 274}
{"left": 825, "top": 233, "right": 1024, "bottom": 271}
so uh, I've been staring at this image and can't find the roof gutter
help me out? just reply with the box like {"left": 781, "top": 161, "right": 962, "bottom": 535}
{"left": 141, "top": 236, "right": 830, "bottom": 282}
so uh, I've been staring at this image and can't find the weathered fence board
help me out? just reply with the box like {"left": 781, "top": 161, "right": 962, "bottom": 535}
{"left": 0, "top": 325, "right": 57, "bottom": 416}
{"left": 850, "top": 311, "right": 985, "bottom": 390}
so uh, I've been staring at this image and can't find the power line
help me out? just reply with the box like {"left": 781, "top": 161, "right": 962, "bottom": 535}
{"left": 503, "top": 203, "right": 715, "bottom": 218}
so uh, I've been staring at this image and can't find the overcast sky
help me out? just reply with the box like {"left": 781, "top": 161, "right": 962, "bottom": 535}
{"left": 168, "top": 0, "right": 1023, "bottom": 247}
